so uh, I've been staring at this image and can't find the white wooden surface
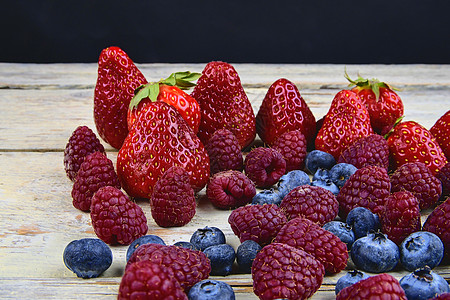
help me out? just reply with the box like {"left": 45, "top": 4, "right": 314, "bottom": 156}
{"left": 0, "top": 63, "right": 449, "bottom": 299}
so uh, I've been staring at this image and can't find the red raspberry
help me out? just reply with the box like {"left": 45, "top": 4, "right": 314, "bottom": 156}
{"left": 336, "top": 273, "right": 406, "bottom": 299}
{"left": 205, "top": 129, "right": 243, "bottom": 175}
{"left": 274, "top": 217, "right": 348, "bottom": 274}
{"left": 391, "top": 161, "right": 443, "bottom": 210}
{"left": 90, "top": 186, "right": 148, "bottom": 245}
{"left": 337, "top": 165, "right": 391, "bottom": 218}
{"left": 71, "top": 152, "right": 121, "bottom": 211}
{"left": 252, "top": 242, "right": 324, "bottom": 300}
{"left": 380, "top": 191, "right": 421, "bottom": 245}
{"left": 431, "top": 293, "right": 450, "bottom": 300}
{"left": 272, "top": 130, "right": 307, "bottom": 172}
{"left": 436, "top": 162, "right": 450, "bottom": 196}
{"left": 63, "top": 125, "right": 105, "bottom": 181}
{"left": 244, "top": 147, "right": 286, "bottom": 188}
{"left": 118, "top": 260, "right": 187, "bottom": 300}
{"left": 423, "top": 197, "right": 450, "bottom": 260}
{"left": 206, "top": 170, "right": 256, "bottom": 209}
{"left": 150, "top": 166, "right": 196, "bottom": 227}
{"left": 127, "top": 243, "right": 211, "bottom": 292}
{"left": 338, "top": 133, "right": 390, "bottom": 169}
{"left": 279, "top": 185, "right": 338, "bottom": 226}
{"left": 228, "top": 204, "right": 287, "bottom": 246}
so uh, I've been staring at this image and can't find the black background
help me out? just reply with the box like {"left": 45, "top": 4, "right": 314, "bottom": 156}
{"left": 2, "top": 0, "right": 449, "bottom": 64}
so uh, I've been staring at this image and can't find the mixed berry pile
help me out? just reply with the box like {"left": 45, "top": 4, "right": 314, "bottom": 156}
{"left": 62, "top": 46, "right": 450, "bottom": 299}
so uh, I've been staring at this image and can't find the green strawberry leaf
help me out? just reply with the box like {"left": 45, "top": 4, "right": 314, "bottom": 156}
{"left": 129, "top": 82, "right": 160, "bottom": 109}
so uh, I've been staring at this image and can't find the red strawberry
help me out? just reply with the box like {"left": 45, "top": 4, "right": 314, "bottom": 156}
{"left": 255, "top": 78, "right": 316, "bottom": 147}
{"left": 430, "top": 109, "right": 450, "bottom": 160}
{"left": 345, "top": 72, "right": 404, "bottom": 134}
{"left": 386, "top": 120, "right": 448, "bottom": 175}
{"left": 191, "top": 61, "right": 256, "bottom": 149}
{"left": 336, "top": 273, "right": 407, "bottom": 299}
{"left": 94, "top": 46, "right": 148, "bottom": 149}
{"left": 117, "top": 101, "right": 210, "bottom": 199}
{"left": 315, "top": 90, "right": 374, "bottom": 159}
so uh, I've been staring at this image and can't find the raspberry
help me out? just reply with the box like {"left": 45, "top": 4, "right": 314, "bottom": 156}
{"left": 63, "top": 125, "right": 105, "bottom": 181}
{"left": 252, "top": 242, "right": 324, "bottom": 300}
{"left": 71, "top": 152, "right": 121, "bottom": 211}
{"left": 272, "top": 129, "right": 307, "bottom": 172}
{"left": 90, "top": 186, "right": 148, "bottom": 245}
{"left": 338, "top": 133, "right": 390, "bottom": 169}
{"left": 391, "top": 161, "right": 443, "bottom": 210}
{"left": 423, "top": 197, "right": 450, "bottom": 260}
{"left": 274, "top": 217, "right": 348, "bottom": 274}
{"left": 336, "top": 273, "right": 407, "bottom": 299}
{"left": 228, "top": 204, "right": 287, "bottom": 246}
{"left": 380, "top": 191, "right": 422, "bottom": 245}
{"left": 127, "top": 243, "right": 211, "bottom": 292}
{"left": 337, "top": 165, "right": 391, "bottom": 218}
{"left": 150, "top": 166, "right": 196, "bottom": 227}
{"left": 205, "top": 129, "right": 243, "bottom": 175}
{"left": 118, "top": 260, "right": 187, "bottom": 300}
{"left": 436, "top": 162, "right": 450, "bottom": 196}
{"left": 279, "top": 185, "right": 338, "bottom": 226}
{"left": 206, "top": 170, "right": 256, "bottom": 209}
{"left": 244, "top": 147, "right": 286, "bottom": 188}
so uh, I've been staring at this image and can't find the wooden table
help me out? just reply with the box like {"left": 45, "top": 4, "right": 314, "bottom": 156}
{"left": 0, "top": 63, "right": 449, "bottom": 299}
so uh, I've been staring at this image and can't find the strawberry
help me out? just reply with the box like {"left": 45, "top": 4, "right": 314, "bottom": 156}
{"left": 315, "top": 90, "right": 374, "bottom": 159}
{"left": 430, "top": 109, "right": 450, "bottom": 160}
{"left": 191, "top": 61, "right": 256, "bottom": 149}
{"left": 255, "top": 78, "right": 316, "bottom": 147}
{"left": 346, "top": 72, "right": 404, "bottom": 134}
{"left": 386, "top": 120, "right": 448, "bottom": 175}
{"left": 94, "top": 46, "right": 148, "bottom": 149}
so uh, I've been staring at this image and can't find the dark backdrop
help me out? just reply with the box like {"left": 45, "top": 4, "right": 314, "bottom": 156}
{"left": 2, "top": 0, "right": 449, "bottom": 64}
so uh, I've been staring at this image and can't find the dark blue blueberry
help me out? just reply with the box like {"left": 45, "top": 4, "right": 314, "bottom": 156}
{"left": 399, "top": 266, "right": 450, "bottom": 300}
{"left": 311, "top": 179, "right": 339, "bottom": 195}
{"left": 63, "top": 238, "right": 112, "bottom": 278}
{"left": 346, "top": 206, "right": 380, "bottom": 239}
{"left": 252, "top": 188, "right": 282, "bottom": 205}
{"left": 329, "top": 163, "right": 357, "bottom": 189}
{"left": 305, "top": 150, "right": 336, "bottom": 174}
{"left": 335, "top": 269, "right": 370, "bottom": 295}
{"left": 236, "top": 240, "right": 262, "bottom": 273}
{"left": 203, "top": 244, "right": 236, "bottom": 276}
{"left": 312, "top": 168, "right": 331, "bottom": 182}
{"left": 400, "top": 231, "right": 444, "bottom": 271}
{"left": 126, "top": 234, "right": 166, "bottom": 261}
{"left": 190, "top": 226, "right": 226, "bottom": 251}
{"left": 323, "top": 221, "right": 355, "bottom": 249}
{"left": 277, "top": 170, "right": 311, "bottom": 199}
{"left": 350, "top": 231, "right": 399, "bottom": 273}
{"left": 188, "top": 279, "right": 236, "bottom": 300}
{"left": 174, "top": 241, "right": 199, "bottom": 251}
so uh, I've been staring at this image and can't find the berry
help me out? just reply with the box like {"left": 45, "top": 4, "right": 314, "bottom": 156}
{"left": 251, "top": 189, "right": 283, "bottom": 205}
{"left": 430, "top": 109, "right": 450, "bottom": 160}
{"left": 63, "top": 238, "right": 112, "bottom": 279}
{"left": 190, "top": 226, "right": 226, "bottom": 251}
{"left": 203, "top": 244, "right": 236, "bottom": 276}
{"left": 206, "top": 170, "right": 256, "bottom": 209}
{"left": 150, "top": 166, "right": 196, "bottom": 227}
{"left": 271, "top": 129, "right": 307, "bottom": 172}
{"left": 391, "top": 161, "right": 443, "bottom": 210}
{"left": 228, "top": 204, "right": 287, "bottom": 246}
{"left": 423, "top": 197, "right": 450, "bottom": 260}
{"left": 188, "top": 279, "right": 235, "bottom": 300}
{"left": 277, "top": 169, "right": 311, "bottom": 199}
{"left": 329, "top": 163, "right": 357, "bottom": 189}
{"left": 252, "top": 243, "right": 324, "bottom": 300}
{"left": 126, "top": 234, "right": 166, "bottom": 261}
{"left": 335, "top": 269, "right": 370, "bottom": 295}
{"left": 71, "top": 151, "right": 121, "bottom": 212}
{"left": 279, "top": 185, "right": 339, "bottom": 225}
{"left": 400, "top": 266, "right": 450, "bottom": 300}
{"left": 436, "top": 162, "right": 450, "bottom": 196}
{"left": 236, "top": 240, "right": 262, "bottom": 273}
{"left": 174, "top": 241, "right": 199, "bottom": 251}
{"left": 244, "top": 147, "right": 286, "bottom": 188}
{"left": 305, "top": 150, "right": 336, "bottom": 174}
{"left": 400, "top": 231, "right": 444, "bottom": 271}
{"left": 205, "top": 129, "right": 243, "bottom": 175}
{"left": 90, "top": 186, "right": 148, "bottom": 245}
{"left": 63, "top": 125, "right": 105, "bottom": 181}
{"left": 312, "top": 167, "right": 330, "bottom": 182}
{"left": 118, "top": 260, "right": 187, "bottom": 300}
{"left": 310, "top": 179, "right": 340, "bottom": 195}
{"left": 336, "top": 273, "right": 406, "bottom": 299}
{"left": 431, "top": 293, "right": 450, "bottom": 300}
{"left": 322, "top": 221, "right": 355, "bottom": 249}
{"left": 350, "top": 231, "right": 400, "bottom": 273}
{"left": 274, "top": 217, "right": 348, "bottom": 274}
{"left": 346, "top": 206, "right": 380, "bottom": 239}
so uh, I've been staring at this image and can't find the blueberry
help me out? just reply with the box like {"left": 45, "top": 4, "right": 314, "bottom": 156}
{"left": 346, "top": 206, "right": 380, "bottom": 239}
{"left": 323, "top": 221, "right": 355, "bottom": 249}
{"left": 351, "top": 231, "right": 399, "bottom": 273}
{"left": 126, "top": 234, "right": 166, "bottom": 261}
{"left": 174, "top": 241, "right": 199, "bottom": 251}
{"left": 310, "top": 179, "right": 340, "bottom": 195}
{"left": 335, "top": 269, "right": 370, "bottom": 295}
{"left": 63, "top": 238, "right": 112, "bottom": 278}
{"left": 236, "top": 240, "right": 262, "bottom": 273}
{"left": 312, "top": 168, "right": 331, "bottom": 182}
{"left": 400, "top": 231, "right": 444, "bottom": 271}
{"left": 277, "top": 170, "right": 311, "bottom": 199}
{"left": 305, "top": 150, "right": 336, "bottom": 174}
{"left": 399, "top": 266, "right": 450, "bottom": 300}
{"left": 190, "top": 226, "right": 226, "bottom": 251}
{"left": 329, "top": 163, "right": 357, "bottom": 189}
{"left": 252, "top": 188, "right": 282, "bottom": 205}
{"left": 188, "top": 279, "right": 236, "bottom": 300}
{"left": 204, "top": 244, "right": 236, "bottom": 276}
